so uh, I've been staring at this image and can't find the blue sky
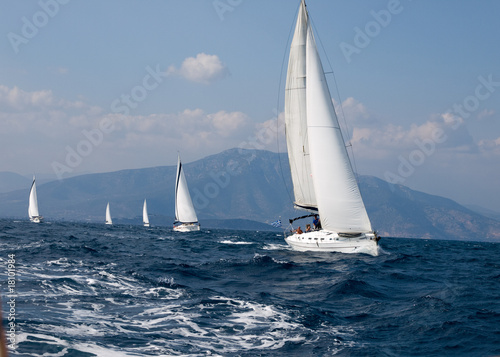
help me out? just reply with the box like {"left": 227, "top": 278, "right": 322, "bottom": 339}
{"left": 1, "top": 0, "right": 499, "bottom": 212}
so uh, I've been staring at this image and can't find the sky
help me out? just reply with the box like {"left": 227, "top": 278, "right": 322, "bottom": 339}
{"left": 1, "top": 0, "right": 499, "bottom": 212}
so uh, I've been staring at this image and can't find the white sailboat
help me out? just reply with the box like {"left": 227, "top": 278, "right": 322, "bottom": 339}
{"left": 143, "top": 199, "right": 150, "bottom": 227}
{"left": 105, "top": 202, "right": 113, "bottom": 225}
{"left": 28, "top": 176, "right": 43, "bottom": 223}
{"left": 173, "top": 155, "right": 200, "bottom": 232}
{"left": 283, "top": 0, "right": 380, "bottom": 255}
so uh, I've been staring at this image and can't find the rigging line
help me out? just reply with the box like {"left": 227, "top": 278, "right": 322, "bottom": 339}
{"left": 309, "top": 14, "right": 361, "bottom": 182}
{"left": 276, "top": 1, "right": 302, "bottom": 207}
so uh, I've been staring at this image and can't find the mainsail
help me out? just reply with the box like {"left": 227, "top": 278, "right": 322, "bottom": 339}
{"left": 28, "top": 176, "right": 40, "bottom": 220}
{"left": 284, "top": 0, "right": 317, "bottom": 212}
{"left": 174, "top": 156, "right": 198, "bottom": 224}
{"left": 143, "top": 199, "right": 150, "bottom": 227}
{"left": 105, "top": 202, "right": 112, "bottom": 225}
{"left": 286, "top": 0, "right": 372, "bottom": 233}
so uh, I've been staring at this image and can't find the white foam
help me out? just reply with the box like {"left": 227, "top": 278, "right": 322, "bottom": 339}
{"left": 17, "top": 332, "right": 143, "bottom": 356}
{"left": 46, "top": 257, "right": 69, "bottom": 266}
{"left": 55, "top": 300, "right": 75, "bottom": 310}
{"left": 15, "top": 293, "right": 357, "bottom": 356}
{"left": 253, "top": 253, "right": 288, "bottom": 264}
{"left": 219, "top": 240, "right": 254, "bottom": 245}
{"left": 40, "top": 323, "right": 106, "bottom": 337}
{"left": 262, "top": 243, "right": 290, "bottom": 250}
{"left": 144, "top": 286, "right": 184, "bottom": 300}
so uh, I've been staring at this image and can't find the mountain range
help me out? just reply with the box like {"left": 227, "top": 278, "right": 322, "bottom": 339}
{"left": 1, "top": 148, "right": 499, "bottom": 242}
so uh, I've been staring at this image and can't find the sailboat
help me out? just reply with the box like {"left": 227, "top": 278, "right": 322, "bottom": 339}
{"left": 28, "top": 176, "right": 43, "bottom": 223}
{"left": 173, "top": 155, "right": 200, "bottom": 232}
{"left": 143, "top": 199, "right": 150, "bottom": 227}
{"left": 282, "top": 0, "right": 380, "bottom": 255}
{"left": 105, "top": 202, "right": 113, "bottom": 225}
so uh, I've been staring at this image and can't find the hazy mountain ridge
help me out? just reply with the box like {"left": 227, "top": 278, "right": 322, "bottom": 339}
{"left": 360, "top": 176, "right": 500, "bottom": 241}
{"left": 1, "top": 149, "right": 499, "bottom": 241}
{"left": 465, "top": 204, "right": 500, "bottom": 221}
{"left": 0, "top": 172, "right": 31, "bottom": 193}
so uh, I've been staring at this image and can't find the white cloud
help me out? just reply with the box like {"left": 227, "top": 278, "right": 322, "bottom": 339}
{"left": 167, "top": 53, "right": 229, "bottom": 84}
{"left": 477, "top": 109, "right": 495, "bottom": 120}
{"left": 0, "top": 86, "right": 100, "bottom": 136}
{"left": 111, "top": 108, "right": 248, "bottom": 143}
{"left": 0, "top": 84, "right": 254, "bottom": 176}
{"left": 335, "top": 97, "right": 369, "bottom": 123}
{"left": 209, "top": 110, "right": 247, "bottom": 136}
{"left": 250, "top": 111, "right": 286, "bottom": 152}
{"left": 0, "top": 85, "right": 56, "bottom": 110}
{"left": 441, "top": 112, "right": 464, "bottom": 127}
{"left": 350, "top": 110, "right": 478, "bottom": 156}
{"left": 0, "top": 85, "right": 110, "bottom": 174}
{"left": 478, "top": 136, "right": 500, "bottom": 156}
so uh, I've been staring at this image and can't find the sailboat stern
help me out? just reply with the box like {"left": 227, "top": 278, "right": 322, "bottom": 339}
{"left": 284, "top": 230, "right": 379, "bottom": 256}
{"left": 173, "top": 222, "right": 200, "bottom": 232}
{"left": 30, "top": 216, "right": 43, "bottom": 223}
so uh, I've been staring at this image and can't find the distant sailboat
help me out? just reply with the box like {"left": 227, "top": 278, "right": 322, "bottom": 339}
{"left": 143, "top": 199, "right": 150, "bottom": 227}
{"left": 173, "top": 155, "right": 200, "bottom": 232}
{"left": 282, "top": 0, "right": 379, "bottom": 255}
{"left": 28, "top": 176, "right": 43, "bottom": 223}
{"left": 105, "top": 202, "right": 113, "bottom": 225}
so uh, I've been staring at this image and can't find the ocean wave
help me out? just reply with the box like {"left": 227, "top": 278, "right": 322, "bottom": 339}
{"left": 2, "top": 220, "right": 500, "bottom": 356}
{"left": 219, "top": 240, "right": 254, "bottom": 245}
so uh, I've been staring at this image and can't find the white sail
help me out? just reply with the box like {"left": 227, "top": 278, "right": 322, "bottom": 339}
{"left": 174, "top": 155, "right": 198, "bottom": 224}
{"left": 28, "top": 176, "right": 41, "bottom": 222}
{"left": 283, "top": 1, "right": 378, "bottom": 254}
{"left": 105, "top": 202, "right": 112, "bottom": 225}
{"left": 143, "top": 199, "right": 150, "bottom": 227}
{"left": 304, "top": 11, "right": 372, "bottom": 233}
{"left": 284, "top": 0, "right": 317, "bottom": 212}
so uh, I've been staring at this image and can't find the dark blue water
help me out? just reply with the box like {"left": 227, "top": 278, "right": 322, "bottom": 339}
{"left": 1, "top": 219, "right": 499, "bottom": 356}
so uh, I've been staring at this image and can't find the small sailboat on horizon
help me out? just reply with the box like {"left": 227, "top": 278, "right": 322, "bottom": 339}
{"left": 28, "top": 176, "right": 43, "bottom": 223}
{"left": 173, "top": 155, "right": 200, "bottom": 232}
{"left": 143, "top": 199, "right": 150, "bottom": 227}
{"left": 105, "top": 202, "right": 113, "bottom": 225}
{"left": 282, "top": 0, "right": 379, "bottom": 255}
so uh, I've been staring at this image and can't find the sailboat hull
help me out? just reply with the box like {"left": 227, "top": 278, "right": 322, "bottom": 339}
{"left": 173, "top": 223, "right": 200, "bottom": 232}
{"left": 30, "top": 216, "right": 43, "bottom": 223}
{"left": 285, "top": 231, "right": 379, "bottom": 256}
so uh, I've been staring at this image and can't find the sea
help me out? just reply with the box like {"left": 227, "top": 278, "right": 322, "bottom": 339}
{"left": 0, "top": 219, "right": 499, "bottom": 357}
